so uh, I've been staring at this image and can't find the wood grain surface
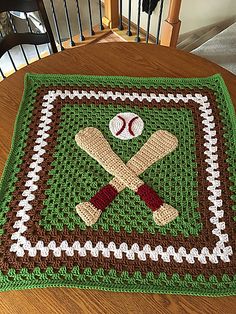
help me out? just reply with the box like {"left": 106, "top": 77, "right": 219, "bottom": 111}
{"left": 0, "top": 43, "right": 235, "bottom": 313}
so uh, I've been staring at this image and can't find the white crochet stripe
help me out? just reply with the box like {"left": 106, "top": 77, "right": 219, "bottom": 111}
{"left": 10, "top": 90, "right": 233, "bottom": 264}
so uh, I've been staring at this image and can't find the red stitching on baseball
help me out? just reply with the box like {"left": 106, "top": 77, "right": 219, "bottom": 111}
{"left": 116, "top": 115, "right": 126, "bottom": 136}
{"left": 128, "top": 116, "right": 139, "bottom": 136}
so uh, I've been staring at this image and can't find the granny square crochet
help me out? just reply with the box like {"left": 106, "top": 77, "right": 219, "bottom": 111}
{"left": 0, "top": 73, "right": 235, "bottom": 296}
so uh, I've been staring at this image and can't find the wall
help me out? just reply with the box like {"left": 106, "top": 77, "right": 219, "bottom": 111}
{"left": 179, "top": 0, "right": 236, "bottom": 34}
{"left": 122, "top": 0, "right": 236, "bottom": 37}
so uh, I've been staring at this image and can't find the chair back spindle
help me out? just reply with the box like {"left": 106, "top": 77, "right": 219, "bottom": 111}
{"left": 0, "top": 0, "right": 57, "bottom": 78}
{"left": 24, "top": 11, "right": 41, "bottom": 59}
{"left": 7, "top": 12, "right": 29, "bottom": 64}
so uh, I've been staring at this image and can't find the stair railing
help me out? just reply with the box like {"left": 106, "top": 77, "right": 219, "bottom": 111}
{"left": 103, "top": 0, "right": 182, "bottom": 46}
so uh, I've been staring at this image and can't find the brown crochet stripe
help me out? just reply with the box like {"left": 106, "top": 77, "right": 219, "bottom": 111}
{"left": 3, "top": 96, "right": 213, "bottom": 247}
{"left": 0, "top": 85, "right": 235, "bottom": 277}
{"left": 0, "top": 93, "right": 230, "bottom": 270}
{"left": 22, "top": 88, "right": 233, "bottom": 247}
{"left": 0, "top": 86, "right": 233, "bottom": 274}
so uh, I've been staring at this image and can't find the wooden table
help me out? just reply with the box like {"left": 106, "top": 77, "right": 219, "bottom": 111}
{"left": 0, "top": 43, "right": 235, "bottom": 314}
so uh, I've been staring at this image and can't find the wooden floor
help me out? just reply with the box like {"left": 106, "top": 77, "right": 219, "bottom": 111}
{"left": 0, "top": 43, "right": 236, "bottom": 313}
{"left": 1, "top": 287, "right": 236, "bottom": 313}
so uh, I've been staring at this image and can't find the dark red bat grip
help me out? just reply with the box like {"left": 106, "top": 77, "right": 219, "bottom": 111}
{"left": 136, "top": 184, "right": 164, "bottom": 211}
{"left": 90, "top": 184, "right": 118, "bottom": 211}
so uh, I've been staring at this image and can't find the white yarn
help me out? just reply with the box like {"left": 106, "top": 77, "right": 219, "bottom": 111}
{"left": 109, "top": 112, "right": 144, "bottom": 140}
{"left": 9, "top": 90, "right": 232, "bottom": 264}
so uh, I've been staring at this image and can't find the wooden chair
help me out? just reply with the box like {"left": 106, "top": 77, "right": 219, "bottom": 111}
{"left": 0, "top": 0, "right": 57, "bottom": 78}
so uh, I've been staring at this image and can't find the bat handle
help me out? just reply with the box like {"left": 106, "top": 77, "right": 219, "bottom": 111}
{"left": 90, "top": 184, "right": 118, "bottom": 211}
{"left": 136, "top": 184, "right": 178, "bottom": 225}
{"left": 136, "top": 184, "right": 164, "bottom": 210}
{"left": 76, "top": 184, "right": 118, "bottom": 226}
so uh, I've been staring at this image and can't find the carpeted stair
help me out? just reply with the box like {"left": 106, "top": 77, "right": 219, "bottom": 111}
{"left": 191, "top": 22, "right": 236, "bottom": 75}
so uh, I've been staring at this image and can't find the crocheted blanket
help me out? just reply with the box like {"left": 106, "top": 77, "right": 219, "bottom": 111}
{"left": 0, "top": 73, "right": 235, "bottom": 296}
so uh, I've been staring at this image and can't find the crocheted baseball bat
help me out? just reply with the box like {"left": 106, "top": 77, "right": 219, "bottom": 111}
{"left": 75, "top": 127, "right": 178, "bottom": 226}
{"left": 76, "top": 129, "right": 178, "bottom": 226}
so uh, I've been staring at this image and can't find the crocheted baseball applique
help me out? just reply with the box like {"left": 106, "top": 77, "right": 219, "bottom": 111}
{"left": 109, "top": 112, "right": 144, "bottom": 140}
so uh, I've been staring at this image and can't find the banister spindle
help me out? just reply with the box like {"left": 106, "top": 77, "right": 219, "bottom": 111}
{"left": 87, "top": 0, "right": 95, "bottom": 35}
{"left": 146, "top": 0, "right": 152, "bottom": 43}
{"left": 118, "top": 0, "right": 123, "bottom": 30}
{"left": 126, "top": 0, "right": 132, "bottom": 36}
{"left": 98, "top": 0, "right": 104, "bottom": 31}
{"left": 135, "top": 0, "right": 141, "bottom": 42}
{"left": 156, "top": 0, "right": 164, "bottom": 44}
{"left": 63, "top": 0, "right": 75, "bottom": 46}
{"left": 160, "top": 0, "right": 182, "bottom": 47}
{"left": 50, "top": 0, "right": 64, "bottom": 50}
{"left": 24, "top": 12, "right": 41, "bottom": 59}
{"left": 75, "top": 0, "right": 85, "bottom": 41}
{"left": 7, "top": 51, "right": 17, "bottom": 71}
{"left": 8, "top": 12, "right": 29, "bottom": 65}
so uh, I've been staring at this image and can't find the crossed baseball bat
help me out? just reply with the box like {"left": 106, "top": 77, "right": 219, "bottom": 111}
{"left": 75, "top": 127, "right": 178, "bottom": 226}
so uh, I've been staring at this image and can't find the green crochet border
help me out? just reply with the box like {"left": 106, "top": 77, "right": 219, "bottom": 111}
{"left": 0, "top": 73, "right": 235, "bottom": 296}
{"left": 0, "top": 268, "right": 236, "bottom": 297}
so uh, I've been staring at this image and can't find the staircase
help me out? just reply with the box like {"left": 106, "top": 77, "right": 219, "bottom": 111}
{"left": 177, "top": 17, "right": 236, "bottom": 52}
{"left": 191, "top": 21, "right": 236, "bottom": 75}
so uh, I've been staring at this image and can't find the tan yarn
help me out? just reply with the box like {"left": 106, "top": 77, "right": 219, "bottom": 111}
{"left": 76, "top": 130, "right": 177, "bottom": 226}
{"left": 153, "top": 203, "right": 179, "bottom": 226}
{"left": 75, "top": 127, "right": 143, "bottom": 192}
{"left": 76, "top": 202, "right": 102, "bottom": 226}
{"left": 111, "top": 130, "right": 178, "bottom": 192}
{"left": 75, "top": 128, "right": 178, "bottom": 226}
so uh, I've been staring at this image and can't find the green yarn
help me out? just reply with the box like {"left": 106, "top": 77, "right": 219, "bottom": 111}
{"left": 40, "top": 104, "right": 200, "bottom": 236}
{"left": 0, "top": 267, "right": 235, "bottom": 296}
{"left": 0, "top": 86, "right": 35, "bottom": 236}
{"left": 0, "top": 73, "right": 235, "bottom": 296}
